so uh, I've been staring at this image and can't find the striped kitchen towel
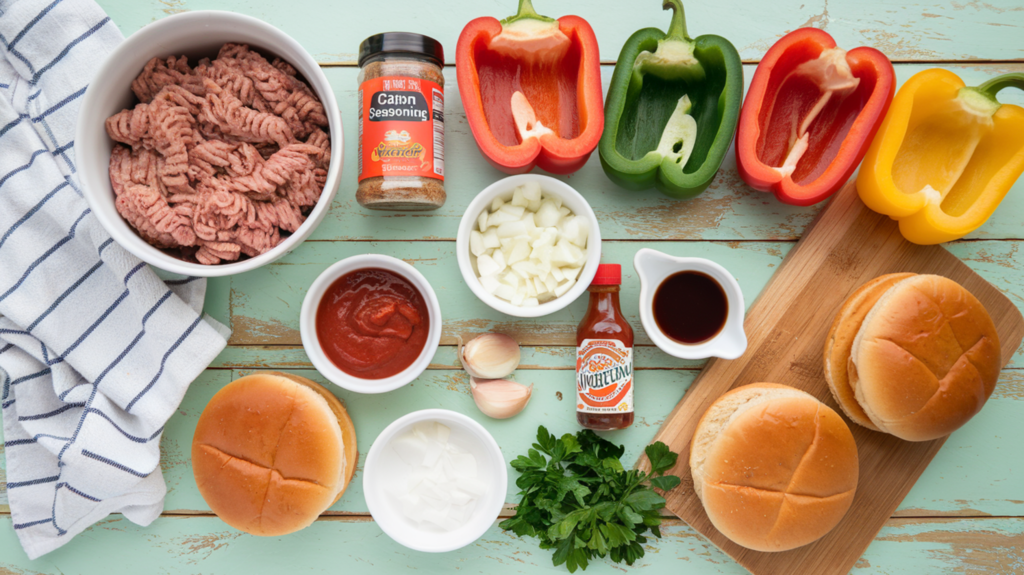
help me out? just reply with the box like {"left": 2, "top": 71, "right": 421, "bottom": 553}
{"left": 0, "top": 0, "right": 229, "bottom": 559}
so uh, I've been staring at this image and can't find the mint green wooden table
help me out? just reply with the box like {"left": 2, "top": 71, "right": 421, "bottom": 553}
{"left": 2, "top": 1, "right": 1024, "bottom": 572}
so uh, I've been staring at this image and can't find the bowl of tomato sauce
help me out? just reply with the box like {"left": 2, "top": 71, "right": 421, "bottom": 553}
{"left": 300, "top": 254, "right": 442, "bottom": 393}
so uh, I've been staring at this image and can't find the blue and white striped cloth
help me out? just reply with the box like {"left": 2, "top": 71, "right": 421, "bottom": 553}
{"left": 0, "top": 0, "right": 229, "bottom": 559}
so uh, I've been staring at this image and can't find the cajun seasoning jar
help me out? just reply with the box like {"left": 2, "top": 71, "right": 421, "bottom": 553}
{"left": 576, "top": 264, "right": 635, "bottom": 430}
{"left": 356, "top": 33, "right": 446, "bottom": 211}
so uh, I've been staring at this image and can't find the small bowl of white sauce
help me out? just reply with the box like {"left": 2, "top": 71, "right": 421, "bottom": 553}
{"left": 363, "top": 409, "right": 507, "bottom": 552}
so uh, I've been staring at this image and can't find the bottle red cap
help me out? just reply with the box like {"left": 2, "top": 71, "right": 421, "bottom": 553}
{"left": 591, "top": 264, "right": 621, "bottom": 285}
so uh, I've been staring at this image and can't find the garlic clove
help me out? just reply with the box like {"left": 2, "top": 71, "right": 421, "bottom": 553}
{"left": 470, "top": 377, "right": 533, "bottom": 419}
{"left": 458, "top": 333, "right": 521, "bottom": 380}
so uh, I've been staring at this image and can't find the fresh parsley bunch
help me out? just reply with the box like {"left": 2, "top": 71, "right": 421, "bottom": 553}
{"left": 499, "top": 426, "right": 682, "bottom": 572}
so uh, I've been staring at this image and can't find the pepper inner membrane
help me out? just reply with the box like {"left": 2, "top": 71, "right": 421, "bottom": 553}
{"left": 755, "top": 45, "right": 875, "bottom": 186}
{"left": 613, "top": 41, "right": 729, "bottom": 175}
{"left": 474, "top": 37, "right": 582, "bottom": 146}
{"left": 939, "top": 117, "right": 1021, "bottom": 217}
{"left": 890, "top": 90, "right": 999, "bottom": 218}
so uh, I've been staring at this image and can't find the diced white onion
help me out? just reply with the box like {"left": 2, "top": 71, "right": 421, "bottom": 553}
{"left": 508, "top": 239, "right": 530, "bottom": 265}
{"left": 470, "top": 231, "right": 485, "bottom": 257}
{"left": 555, "top": 278, "right": 575, "bottom": 297}
{"left": 521, "top": 181, "right": 542, "bottom": 202}
{"left": 511, "top": 187, "right": 528, "bottom": 207}
{"left": 495, "top": 283, "right": 516, "bottom": 301}
{"left": 543, "top": 274, "right": 558, "bottom": 293}
{"left": 477, "top": 254, "right": 500, "bottom": 277}
{"left": 480, "top": 274, "right": 500, "bottom": 294}
{"left": 497, "top": 221, "right": 527, "bottom": 238}
{"left": 487, "top": 210, "right": 516, "bottom": 226}
{"left": 500, "top": 204, "right": 525, "bottom": 218}
{"left": 502, "top": 270, "right": 521, "bottom": 288}
{"left": 482, "top": 229, "right": 500, "bottom": 249}
{"left": 536, "top": 200, "right": 560, "bottom": 227}
{"left": 470, "top": 186, "right": 589, "bottom": 306}
{"left": 492, "top": 249, "right": 507, "bottom": 273}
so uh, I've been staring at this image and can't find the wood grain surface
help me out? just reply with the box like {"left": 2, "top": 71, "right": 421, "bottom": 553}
{"left": 639, "top": 181, "right": 1024, "bottom": 575}
{"left": 2, "top": 1, "right": 1023, "bottom": 573}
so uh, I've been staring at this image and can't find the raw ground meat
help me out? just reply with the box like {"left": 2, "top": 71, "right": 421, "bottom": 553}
{"left": 106, "top": 43, "right": 331, "bottom": 265}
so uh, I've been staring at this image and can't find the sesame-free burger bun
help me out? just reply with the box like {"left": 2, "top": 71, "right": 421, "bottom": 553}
{"left": 848, "top": 274, "right": 1000, "bottom": 441}
{"left": 823, "top": 273, "right": 915, "bottom": 430}
{"left": 192, "top": 372, "right": 357, "bottom": 536}
{"left": 689, "top": 383, "right": 858, "bottom": 552}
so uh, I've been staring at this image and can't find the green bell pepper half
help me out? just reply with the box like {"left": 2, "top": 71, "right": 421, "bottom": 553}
{"left": 598, "top": 0, "right": 743, "bottom": 199}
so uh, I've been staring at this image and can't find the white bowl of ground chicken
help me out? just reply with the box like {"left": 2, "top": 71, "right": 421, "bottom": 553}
{"left": 76, "top": 11, "right": 342, "bottom": 277}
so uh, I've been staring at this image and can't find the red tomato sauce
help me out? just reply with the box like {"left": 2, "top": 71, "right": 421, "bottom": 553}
{"left": 315, "top": 268, "right": 429, "bottom": 379}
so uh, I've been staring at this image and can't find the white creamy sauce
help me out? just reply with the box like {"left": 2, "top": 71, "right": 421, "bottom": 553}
{"left": 386, "top": 421, "right": 487, "bottom": 532}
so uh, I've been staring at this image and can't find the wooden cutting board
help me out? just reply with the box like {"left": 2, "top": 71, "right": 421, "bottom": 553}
{"left": 637, "top": 180, "right": 1024, "bottom": 575}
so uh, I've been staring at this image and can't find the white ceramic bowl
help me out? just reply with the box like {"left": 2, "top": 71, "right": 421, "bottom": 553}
{"left": 456, "top": 174, "right": 601, "bottom": 318}
{"left": 75, "top": 11, "right": 342, "bottom": 277}
{"left": 300, "top": 255, "right": 441, "bottom": 394}
{"left": 363, "top": 409, "right": 507, "bottom": 553}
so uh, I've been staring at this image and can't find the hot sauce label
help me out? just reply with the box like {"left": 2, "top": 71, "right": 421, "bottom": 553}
{"left": 358, "top": 75, "right": 444, "bottom": 181}
{"left": 576, "top": 339, "right": 633, "bottom": 414}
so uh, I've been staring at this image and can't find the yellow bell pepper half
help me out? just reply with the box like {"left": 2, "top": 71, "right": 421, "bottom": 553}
{"left": 857, "top": 69, "right": 1024, "bottom": 244}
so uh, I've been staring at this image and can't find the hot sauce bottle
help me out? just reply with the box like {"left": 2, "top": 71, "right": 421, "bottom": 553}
{"left": 576, "top": 264, "right": 634, "bottom": 430}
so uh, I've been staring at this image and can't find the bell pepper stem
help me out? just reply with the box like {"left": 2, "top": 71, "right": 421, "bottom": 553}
{"left": 977, "top": 73, "right": 1024, "bottom": 102}
{"left": 663, "top": 0, "right": 691, "bottom": 41}
{"left": 501, "top": 0, "right": 555, "bottom": 24}
{"left": 513, "top": 0, "right": 544, "bottom": 20}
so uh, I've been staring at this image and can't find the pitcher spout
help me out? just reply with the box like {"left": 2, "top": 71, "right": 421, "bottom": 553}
{"left": 712, "top": 323, "right": 748, "bottom": 360}
{"left": 633, "top": 248, "right": 676, "bottom": 282}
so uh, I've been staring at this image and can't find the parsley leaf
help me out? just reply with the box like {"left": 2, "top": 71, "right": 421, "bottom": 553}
{"left": 650, "top": 475, "right": 682, "bottom": 492}
{"left": 500, "top": 427, "right": 683, "bottom": 571}
{"left": 645, "top": 441, "right": 679, "bottom": 475}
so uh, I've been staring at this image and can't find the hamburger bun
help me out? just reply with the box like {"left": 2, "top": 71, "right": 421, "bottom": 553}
{"left": 847, "top": 274, "right": 1000, "bottom": 441}
{"left": 690, "top": 383, "right": 858, "bottom": 552}
{"left": 192, "top": 372, "right": 357, "bottom": 536}
{"left": 823, "top": 273, "right": 915, "bottom": 430}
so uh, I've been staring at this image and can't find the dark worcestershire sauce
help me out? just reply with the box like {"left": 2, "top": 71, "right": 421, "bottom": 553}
{"left": 653, "top": 271, "right": 727, "bottom": 344}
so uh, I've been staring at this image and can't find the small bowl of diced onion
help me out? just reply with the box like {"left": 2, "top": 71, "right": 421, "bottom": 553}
{"left": 456, "top": 174, "right": 601, "bottom": 318}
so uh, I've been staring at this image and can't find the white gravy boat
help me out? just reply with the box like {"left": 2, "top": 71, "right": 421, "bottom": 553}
{"left": 633, "top": 248, "right": 748, "bottom": 360}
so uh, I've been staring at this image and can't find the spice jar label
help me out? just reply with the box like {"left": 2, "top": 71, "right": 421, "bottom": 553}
{"left": 576, "top": 339, "right": 633, "bottom": 414}
{"left": 359, "top": 75, "right": 444, "bottom": 182}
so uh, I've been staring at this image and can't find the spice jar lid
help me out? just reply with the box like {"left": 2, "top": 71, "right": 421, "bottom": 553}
{"left": 591, "top": 264, "right": 622, "bottom": 286}
{"left": 358, "top": 32, "right": 445, "bottom": 68}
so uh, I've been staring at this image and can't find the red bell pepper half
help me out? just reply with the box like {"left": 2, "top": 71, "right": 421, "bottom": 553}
{"left": 456, "top": 0, "right": 604, "bottom": 175}
{"left": 735, "top": 28, "right": 895, "bottom": 206}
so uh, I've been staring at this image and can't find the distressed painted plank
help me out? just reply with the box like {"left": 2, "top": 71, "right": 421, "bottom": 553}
{"left": 96, "top": 0, "right": 1024, "bottom": 64}
{"left": 5, "top": 366, "right": 1021, "bottom": 517}
{"left": 301, "top": 63, "right": 1024, "bottom": 243}
{"left": 218, "top": 240, "right": 786, "bottom": 347}
{"left": 212, "top": 240, "right": 1024, "bottom": 367}
{"left": 1, "top": 515, "right": 1022, "bottom": 574}
{"left": 207, "top": 344, "right": 710, "bottom": 371}
{"left": 210, "top": 340, "right": 1024, "bottom": 376}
